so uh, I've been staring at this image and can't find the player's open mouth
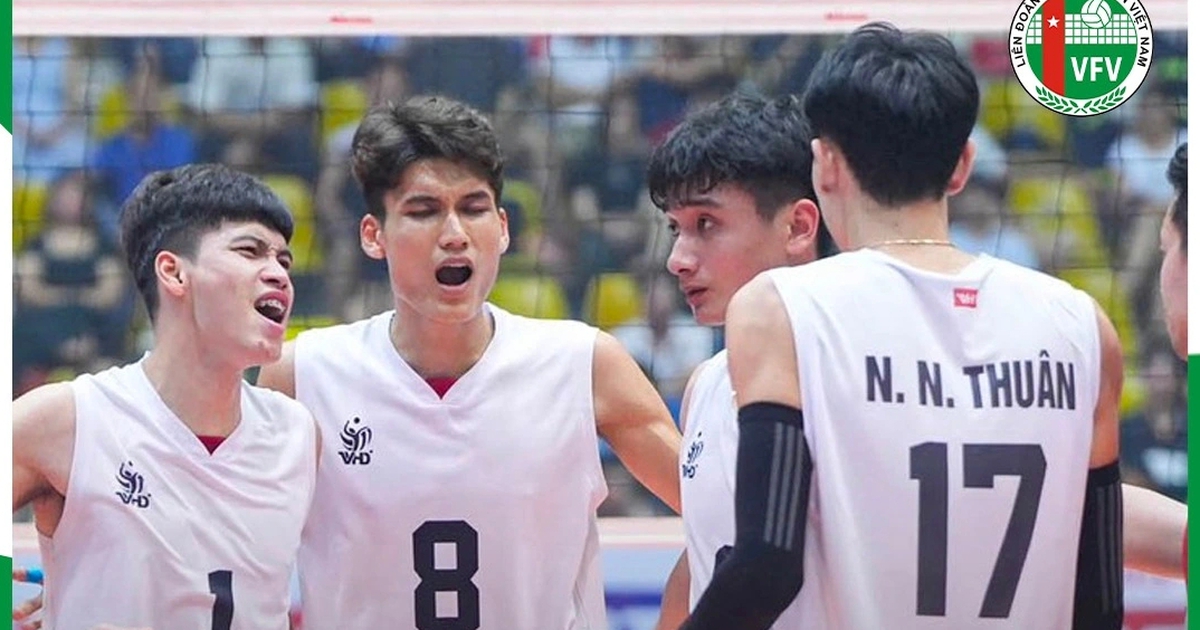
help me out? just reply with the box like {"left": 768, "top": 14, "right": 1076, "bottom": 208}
{"left": 254, "top": 295, "right": 287, "bottom": 324}
{"left": 436, "top": 265, "right": 473, "bottom": 287}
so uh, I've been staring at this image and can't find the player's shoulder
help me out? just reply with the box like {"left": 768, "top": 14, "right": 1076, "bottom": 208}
{"left": 491, "top": 303, "right": 599, "bottom": 342}
{"left": 243, "top": 382, "right": 313, "bottom": 419}
{"left": 295, "top": 311, "right": 388, "bottom": 354}
{"left": 985, "top": 257, "right": 1095, "bottom": 305}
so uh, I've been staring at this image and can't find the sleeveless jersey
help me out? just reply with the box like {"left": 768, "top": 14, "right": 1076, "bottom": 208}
{"left": 764, "top": 249, "right": 1102, "bottom": 629}
{"left": 678, "top": 351, "right": 739, "bottom": 610}
{"left": 294, "top": 305, "right": 609, "bottom": 630}
{"left": 42, "top": 360, "right": 318, "bottom": 630}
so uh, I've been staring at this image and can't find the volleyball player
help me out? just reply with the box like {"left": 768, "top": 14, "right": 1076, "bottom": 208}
{"left": 256, "top": 95, "right": 682, "bottom": 628}
{"left": 12, "top": 164, "right": 319, "bottom": 630}
{"left": 642, "top": 92, "right": 833, "bottom": 629}
{"left": 681, "top": 23, "right": 1124, "bottom": 629}
{"left": 1123, "top": 141, "right": 1189, "bottom": 581}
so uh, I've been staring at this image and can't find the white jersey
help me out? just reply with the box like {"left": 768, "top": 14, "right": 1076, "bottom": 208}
{"left": 764, "top": 249, "right": 1102, "bottom": 629}
{"left": 41, "top": 360, "right": 318, "bottom": 630}
{"left": 295, "top": 305, "right": 609, "bottom": 630}
{"left": 678, "top": 351, "right": 738, "bottom": 610}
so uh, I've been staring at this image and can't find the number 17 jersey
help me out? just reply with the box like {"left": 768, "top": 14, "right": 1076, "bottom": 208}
{"left": 767, "top": 250, "right": 1102, "bottom": 629}
{"left": 294, "top": 306, "right": 609, "bottom": 630}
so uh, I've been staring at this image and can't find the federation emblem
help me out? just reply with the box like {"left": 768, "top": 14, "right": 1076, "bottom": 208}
{"left": 1009, "top": 0, "right": 1153, "bottom": 116}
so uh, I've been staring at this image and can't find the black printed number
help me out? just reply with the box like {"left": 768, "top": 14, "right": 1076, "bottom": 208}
{"left": 208, "top": 569, "right": 234, "bottom": 630}
{"left": 910, "top": 443, "right": 1046, "bottom": 618}
{"left": 413, "top": 520, "right": 481, "bottom": 630}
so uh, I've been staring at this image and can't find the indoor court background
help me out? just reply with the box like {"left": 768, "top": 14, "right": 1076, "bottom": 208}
{"left": 10, "top": 1, "right": 1189, "bottom": 627}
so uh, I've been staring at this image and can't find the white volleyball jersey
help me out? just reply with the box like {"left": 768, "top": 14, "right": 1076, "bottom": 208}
{"left": 678, "top": 351, "right": 738, "bottom": 610}
{"left": 763, "top": 249, "right": 1102, "bottom": 629}
{"left": 294, "top": 305, "right": 609, "bottom": 630}
{"left": 41, "top": 360, "right": 318, "bottom": 630}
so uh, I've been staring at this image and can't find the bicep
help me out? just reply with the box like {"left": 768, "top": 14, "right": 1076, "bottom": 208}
{"left": 13, "top": 383, "right": 75, "bottom": 510}
{"left": 725, "top": 275, "right": 799, "bottom": 409}
{"left": 1090, "top": 303, "right": 1122, "bottom": 468}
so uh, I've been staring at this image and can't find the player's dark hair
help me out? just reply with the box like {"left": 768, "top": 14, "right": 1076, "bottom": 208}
{"left": 120, "top": 163, "right": 294, "bottom": 321}
{"left": 802, "top": 22, "right": 979, "bottom": 206}
{"left": 1168, "top": 142, "right": 1187, "bottom": 251}
{"left": 351, "top": 95, "right": 504, "bottom": 221}
{"left": 647, "top": 92, "right": 838, "bottom": 257}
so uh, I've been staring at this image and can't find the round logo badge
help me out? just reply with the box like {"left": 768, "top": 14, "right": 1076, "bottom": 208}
{"left": 1009, "top": 0, "right": 1153, "bottom": 116}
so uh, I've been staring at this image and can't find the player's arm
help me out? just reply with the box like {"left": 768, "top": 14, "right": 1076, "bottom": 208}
{"left": 681, "top": 275, "right": 806, "bottom": 630}
{"left": 257, "top": 340, "right": 298, "bottom": 398}
{"left": 13, "top": 382, "right": 75, "bottom": 513}
{"left": 656, "top": 552, "right": 690, "bottom": 630}
{"left": 1073, "top": 303, "right": 1124, "bottom": 630}
{"left": 594, "top": 331, "right": 683, "bottom": 514}
{"left": 1122, "top": 483, "right": 1186, "bottom": 579}
{"left": 655, "top": 366, "right": 704, "bottom": 630}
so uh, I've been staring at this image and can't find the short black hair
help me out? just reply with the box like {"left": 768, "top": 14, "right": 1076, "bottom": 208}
{"left": 351, "top": 95, "right": 504, "bottom": 220}
{"left": 647, "top": 92, "right": 838, "bottom": 257}
{"left": 802, "top": 22, "right": 979, "bottom": 206}
{"left": 1168, "top": 141, "right": 1187, "bottom": 251}
{"left": 119, "top": 163, "right": 293, "bottom": 321}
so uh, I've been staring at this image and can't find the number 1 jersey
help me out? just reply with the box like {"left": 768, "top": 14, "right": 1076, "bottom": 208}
{"left": 765, "top": 250, "right": 1102, "bottom": 629}
{"left": 42, "top": 360, "right": 318, "bottom": 630}
{"left": 294, "top": 306, "right": 609, "bottom": 630}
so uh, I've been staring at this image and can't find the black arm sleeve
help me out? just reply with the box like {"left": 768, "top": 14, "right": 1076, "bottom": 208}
{"left": 1072, "top": 461, "right": 1123, "bottom": 630}
{"left": 680, "top": 402, "right": 812, "bottom": 630}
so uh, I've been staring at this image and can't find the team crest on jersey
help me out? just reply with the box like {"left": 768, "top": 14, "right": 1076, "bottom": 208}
{"left": 338, "top": 417, "right": 374, "bottom": 465}
{"left": 115, "top": 461, "right": 151, "bottom": 508}
{"left": 682, "top": 432, "right": 705, "bottom": 479}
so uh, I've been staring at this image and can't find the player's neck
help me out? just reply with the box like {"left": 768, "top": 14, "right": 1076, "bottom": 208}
{"left": 389, "top": 306, "right": 495, "bottom": 380}
{"left": 142, "top": 332, "right": 244, "bottom": 438}
{"left": 845, "top": 196, "right": 975, "bottom": 273}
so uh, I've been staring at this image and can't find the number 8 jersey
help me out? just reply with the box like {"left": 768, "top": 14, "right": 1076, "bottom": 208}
{"left": 294, "top": 306, "right": 609, "bottom": 630}
{"left": 764, "top": 250, "right": 1102, "bottom": 629}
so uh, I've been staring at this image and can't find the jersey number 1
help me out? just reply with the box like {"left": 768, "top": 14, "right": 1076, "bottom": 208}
{"left": 413, "top": 520, "right": 481, "bottom": 630}
{"left": 910, "top": 442, "right": 1046, "bottom": 618}
{"left": 208, "top": 570, "right": 233, "bottom": 630}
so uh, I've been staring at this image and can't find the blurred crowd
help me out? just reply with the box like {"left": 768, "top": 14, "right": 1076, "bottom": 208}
{"left": 12, "top": 33, "right": 1188, "bottom": 515}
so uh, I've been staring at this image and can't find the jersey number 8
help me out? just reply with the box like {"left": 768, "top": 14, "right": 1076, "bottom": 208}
{"left": 413, "top": 520, "right": 481, "bottom": 630}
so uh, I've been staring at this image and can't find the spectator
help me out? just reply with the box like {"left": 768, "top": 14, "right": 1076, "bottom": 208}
{"left": 1121, "top": 343, "right": 1187, "bottom": 502}
{"left": 14, "top": 170, "right": 129, "bottom": 391}
{"left": 90, "top": 51, "right": 196, "bottom": 236}
{"left": 12, "top": 37, "right": 89, "bottom": 184}
{"left": 186, "top": 37, "right": 319, "bottom": 178}
{"left": 611, "top": 274, "right": 715, "bottom": 401}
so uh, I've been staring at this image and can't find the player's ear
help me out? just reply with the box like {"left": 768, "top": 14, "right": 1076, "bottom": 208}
{"left": 360, "top": 214, "right": 386, "bottom": 260}
{"left": 784, "top": 198, "right": 821, "bottom": 261}
{"left": 155, "top": 250, "right": 187, "bottom": 299}
{"left": 945, "top": 139, "right": 977, "bottom": 197}
{"left": 497, "top": 206, "right": 511, "bottom": 255}
{"left": 811, "top": 137, "right": 840, "bottom": 197}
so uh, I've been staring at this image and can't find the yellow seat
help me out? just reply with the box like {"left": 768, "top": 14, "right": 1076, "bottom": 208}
{"left": 91, "top": 84, "right": 183, "bottom": 141}
{"left": 489, "top": 274, "right": 570, "bottom": 320}
{"left": 979, "top": 79, "right": 1066, "bottom": 153}
{"left": 582, "top": 272, "right": 644, "bottom": 330}
{"left": 261, "top": 174, "right": 323, "bottom": 273}
{"left": 13, "top": 182, "right": 49, "bottom": 249}
{"left": 319, "top": 80, "right": 369, "bottom": 146}
{"left": 285, "top": 314, "right": 340, "bottom": 341}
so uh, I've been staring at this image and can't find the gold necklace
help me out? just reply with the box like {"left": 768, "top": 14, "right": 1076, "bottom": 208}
{"left": 866, "top": 238, "right": 955, "bottom": 248}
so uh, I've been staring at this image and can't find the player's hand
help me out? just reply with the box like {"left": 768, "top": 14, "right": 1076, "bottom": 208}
{"left": 13, "top": 566, "right": 45, "bottom": 630}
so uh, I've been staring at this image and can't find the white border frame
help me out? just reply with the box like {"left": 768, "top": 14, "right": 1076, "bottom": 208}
{"left": 12, "top": 0, "right": 1189, "bottom": 36}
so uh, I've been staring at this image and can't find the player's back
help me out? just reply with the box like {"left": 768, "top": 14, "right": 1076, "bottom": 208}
{"left": 294, "top": 305, "right": 608, "bottom": 629}
{"left": 766, "top": 249, "right": 1101, "bottom": 630}
{"left": 42, "top": 359, "right": 318, "bottom": 630}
